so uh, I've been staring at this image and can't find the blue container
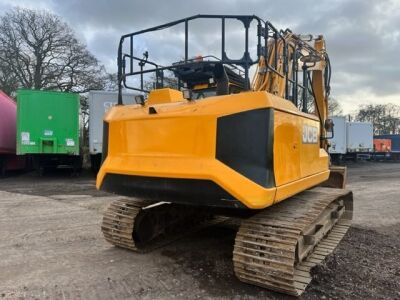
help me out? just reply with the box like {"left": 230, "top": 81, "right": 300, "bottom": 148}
{"left": 374, "top": 134, "right": 400, "bottom": 152}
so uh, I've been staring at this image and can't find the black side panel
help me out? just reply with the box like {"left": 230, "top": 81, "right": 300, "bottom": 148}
{"left": 101, "top": 122, "right": 109, "bottom": 164}
{"left": 101, "top": 174, "right": 246, "bottom": 209}
{"left": 216, "top": 108, "right": 274, "bottom": 188}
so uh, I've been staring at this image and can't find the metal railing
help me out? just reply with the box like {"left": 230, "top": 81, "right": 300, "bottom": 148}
{"left": 116, "top": 14, "right": 330, "bottom": 112}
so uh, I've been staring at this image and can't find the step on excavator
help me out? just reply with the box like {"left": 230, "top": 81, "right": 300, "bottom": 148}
{"left": 97, "top": 15, "right": 352, "bottom": 296}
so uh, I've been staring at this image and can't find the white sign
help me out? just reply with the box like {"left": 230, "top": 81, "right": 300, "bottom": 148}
{"left": 21, "top": 132, "right": 30, "bottom": 145}
{"left": 44, "top": 130, "right": 53, "bottom": 136}
{"left": 302, "top": 125, "right": 318, "bottom": 144}
{"left": 66, "top": 139, "right": 75, "bottom": 146}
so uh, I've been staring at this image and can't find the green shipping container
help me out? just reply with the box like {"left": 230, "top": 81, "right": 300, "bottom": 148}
{"left": 16, "top": 90, "right": 80, "bottom": 156}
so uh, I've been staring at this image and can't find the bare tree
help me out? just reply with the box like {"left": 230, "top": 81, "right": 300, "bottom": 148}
{"left": 0, "top": 8, "right": 107, "bottom": 94}
{"left": 103, "top": 73, "right": 119, "bottom": 91}
{"left": 355, "top": 103, "right": 400, "bottom": 135}
{"left": 328, "top": 96, "right": 343, "bottom": 116}
{"left": 143, "top": 71, "right": 179, "bottom": 92}
{"left": 0, "top": 63, "right": 18, "bottom": 96}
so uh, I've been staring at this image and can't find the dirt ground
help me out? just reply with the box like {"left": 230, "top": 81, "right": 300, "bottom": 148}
{"left": 0, "top": 162, "right": 399, "bottom": 299}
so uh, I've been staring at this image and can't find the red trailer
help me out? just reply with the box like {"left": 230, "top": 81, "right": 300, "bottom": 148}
{"left": 0, "top": 90, "right": 25, "bottom": 175}
{"left": 374, "top": 138, "right": 392, "bottom": 152}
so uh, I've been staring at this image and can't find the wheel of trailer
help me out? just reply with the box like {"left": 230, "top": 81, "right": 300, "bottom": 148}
{"left": 38, "top": 166, "right": 45, "bottom": 176}
{"left": 71, "top": 155, "right": 82, "bottom": 177}
{"left": 90, "top": 154, "right": 101, "bottom": 173}
{"left": 0, "top": 158, "right": 5, "bottom": 177}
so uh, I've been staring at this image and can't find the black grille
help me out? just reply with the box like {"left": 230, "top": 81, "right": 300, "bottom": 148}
{"left": 216, "top": 108, "right": 275, "bottom": 187}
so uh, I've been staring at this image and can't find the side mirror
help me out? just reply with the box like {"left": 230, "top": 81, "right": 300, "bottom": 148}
{"left": 324, "top": 119, "right": 334, "bottom": 139}
{"left": 324, "top": 119, "right": 334, "bottom": 132}
{"left": 135, "top": 95, "right": 145, "bottom": 106}
{"left": 182, "top": 88, "right": 193, "bottom": 101}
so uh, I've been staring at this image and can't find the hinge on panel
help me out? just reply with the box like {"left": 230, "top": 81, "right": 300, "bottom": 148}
{"left": 257, "top": 24, "right": 266, "bottom": 37}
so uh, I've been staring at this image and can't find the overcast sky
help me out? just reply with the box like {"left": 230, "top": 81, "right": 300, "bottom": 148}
{"left": 0, "top": 0, "right": 399, "bottom": 113}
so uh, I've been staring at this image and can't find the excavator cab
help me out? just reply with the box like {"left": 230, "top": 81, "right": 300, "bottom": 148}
{"left": 97, "top": 15, "right": 352, "bottom": 296}
{"left": 172, "top": 58, "right": 249, "bottom": 99}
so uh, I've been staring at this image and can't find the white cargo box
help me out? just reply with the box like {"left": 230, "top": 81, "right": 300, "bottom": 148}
{"left": 329, "top": 116, "right": 347, "bottom": 154}
{"left": 89, "top": 90, "right": 136, "bottom": 155}
{"left": 346, "top": 122, "right": 373, "bottom": 152}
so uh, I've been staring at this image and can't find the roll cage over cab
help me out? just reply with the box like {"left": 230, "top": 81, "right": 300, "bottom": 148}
{"left": 116, "top": 14, "right": 331, "bottom": 114}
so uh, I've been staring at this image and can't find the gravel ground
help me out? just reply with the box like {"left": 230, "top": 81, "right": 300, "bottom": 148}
{"left": 0, "top": 162, "right": 399, "bottom": 299}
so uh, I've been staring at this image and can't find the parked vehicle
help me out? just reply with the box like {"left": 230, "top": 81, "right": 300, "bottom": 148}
{"left": 375, "top": 134, "right": 400, "bottom": 152}
{"left": 16, "top": 90, "right": 81, "bottom": 175}
{"left": 88, "top": 90, "right": 136, "bottom": 172}
{"left": 346, "top": 122, "right": 373, "bottom": 153}
{"left": 329, "top": 116, "right": 347, "bottom": 161}
{"left": 96, "top": 14, "right": 353, "bottom": 296}
{"left": 0, "top": 90, "right": 26, "bottom": 175}
{"left": 374, "top": 134, "right": 400, "bottom": 161}
{"left": 373, "top": 138, "right": 391, "bottom": 152}
{"left": 329, "top": 117, "right": 373, "bottom": 162}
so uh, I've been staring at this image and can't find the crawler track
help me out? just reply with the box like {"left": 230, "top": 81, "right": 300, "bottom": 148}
{"left": 233, "top": 187, "right": 353, "bottom": 296}
{"left": 102, "top": 187, "right": 352, "bottom": 296}
{"left": 101, "top": 199, "right": 222, "bottom": 252}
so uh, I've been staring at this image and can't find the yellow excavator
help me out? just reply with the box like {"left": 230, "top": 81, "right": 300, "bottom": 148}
{"left": 97, "top": 15, "right": 353, "bottom": 296}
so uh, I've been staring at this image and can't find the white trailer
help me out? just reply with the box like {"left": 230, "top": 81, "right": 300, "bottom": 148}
{"left": 329, "top": 116, "right": 347, "bottom": 155}
{"left": 88, "top": 90, "right": 136, "bottom": 171}
{"left": 346, "top": 122, "right": 373, "bottom": 152}
{"left": 328, "top": 117, "right": 373, "bottom": 162}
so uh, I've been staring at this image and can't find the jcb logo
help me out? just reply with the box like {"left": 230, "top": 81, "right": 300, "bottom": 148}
{"left": 302, "top": 125, "right": 318, "bottom": 144}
